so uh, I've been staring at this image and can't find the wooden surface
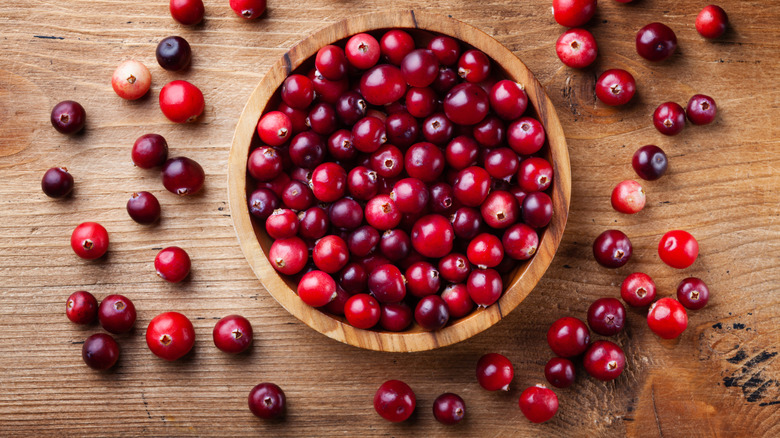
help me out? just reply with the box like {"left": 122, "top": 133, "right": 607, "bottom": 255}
{"left": 0, "top": 0, "right": 778, "bottom": 436}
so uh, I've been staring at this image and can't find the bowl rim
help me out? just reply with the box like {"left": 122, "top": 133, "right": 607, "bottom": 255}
{"left": 228, "top": 10, "right": 571, "bottom": 352}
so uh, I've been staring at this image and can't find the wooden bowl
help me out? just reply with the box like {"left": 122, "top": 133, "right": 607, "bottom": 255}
{"left": 228, "top": 10, "right": 571, "bottom": 352}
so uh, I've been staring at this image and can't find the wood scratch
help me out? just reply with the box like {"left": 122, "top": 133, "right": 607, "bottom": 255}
{"left": 651, "top": 383, "right": 664, "bottom": 438}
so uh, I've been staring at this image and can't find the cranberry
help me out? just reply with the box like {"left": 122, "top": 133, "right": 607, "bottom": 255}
{"left": 345, "top": 294, "right": 381, "bottom": 329}
{"left": 327, "top": 129, "right": 356, "bottom": 161}
{"left": 159, "top": 80, "right": 204, "bottom": 123}
{"left": 443, "top": 83, "right": 489, "bottom": 126}
{"left": 636, "top": 23, "right": 677, "bottom": 62}
{"left": 552, "top": 0, "right": 597, "bottom": 27}
{"left": 213, "top": 315, "right": 253, "bottom": 353}
{"left": 112, "top": 60, "right": 151, "bottom": 100}
{"left": 307, "top": 102, "right": 338, "bottom": 135}
{"left": 421, "top": 112, "right": 455, "bottom": 145}
{"left": 279, "top": 103, "right": 308, "bottom": 135}
{"left": 352, "top": 116, "right": 387, "bottom": 153}
{"left": 312, "top": 235, "right": 349, "bottom": 274}
{"left": 298, "top": 207, "right": 329, "bottom": 239}
{"left": 374, "top": 380, "right": 415, "bottom": 422}
{"left": 457, "top": 50, "right": 490, "bottom": 83}
{"left": 360, "top": 65, "right": 406, "bottom": 106}
{"left": 648, "top": 298, "right": 688, "bottom": 339}
{"left": 329, "top": 198, "right": 363, "bottom": 230}
{"left": 50, "top": 100, "right": 86, "bottom": 134}
{"left": 587, "top": 298, "right": 626, "bottom": 336}
{"left": 432, "top": 66, "right": 459, "bottom": 94}
{"left": 265, "top": 209, "right": 299, "bottom": 239}
{"left": 127, "top": 191, "right": 161, "bottom": 224}
{"left": 450, "top": 207, "right": 482, "bottom": 240}
{"left": 632, "top": 145, "right": 668, "bottom": 181}
{"left": 71, "top": 222, "right": 109, "bottom": 259}
{"left": 489, "top": 80, "right": 527, "bottom": 121}
{"left": 313, "top": 45, "right": 348, "bottom": 81}
{"left": 436, "top": 252, "right": 468, "bottom": 281}
{"left": 338, "top": 262, "right": 368, "bottom": 295}
{"left": 441, "top": 284, "right": 474, "bottom": 318}
{"left": 405, "top": 87, "right": 437, "bottom": 118}
{"left": 445, "top": 136, "right": 479, "bottom": 170}
{"left": 163, "top": 156, "right": 205, "bottom": 196}
{"left": 429, "top": 182, "right": 456, "bottom": 214}
{"left": 593, "top": 230, "right": 632, "bottom": 268}
{"left": 268, "top": 237, "right": 308, "bottom": 275}
{"left": 676, "top": 277, "right": 710, "bottom": 310}
{"left": 310, "top": 162, "right": 346, "bottom": 202}
{"left": 248, "top": 383, "right": 286, "bottom": 419}
{"left": 169, "top": 0, "right": 204, "bottom": 25}
{"left": 507, "top": 117, "right": 546, "bottom": 155}
{"left": 156, "top": 36, "right": 192, "bottom": 71}
{"left": 347, "top": 226, "right": 380, "bottom": 257}
{"left": 405, "top": 142, "right": 445, "bottom": 182}
{"left": 379, "top": 30, "right": 415, "bottom": 65}
{"left": 98, "top": 294, "right": 136, "bottom": 334}
{"left": 453, "top": 166, "right": 490, "bottom": 207}
{"left": 280, "top": 74, "right": 314, "bottom": 109}
{"left": 544, "top": 358, "right": 575, "bottom": 388}
{"left": 379, "top": 229, "right": 411, "bottom": 261}
{"left": 555, "top": 28, "right": 598, "bottom": 68}
{"left": 401, "top": 49, "right": 439, "bottom": 88}
{"left": 257, "top": 111, "right": 292, "bottom": 146}
{"left": 154, "top": 246, "right": 191, "bottom": 283}
{"left": 379, "top": 302, "right": 413, "bottom": 331}
{"left": 467, "top": 233, "right": 504, "bottom": 268}
{"left": 248, "top": 147, "right": 282, "bottom": 181}
{"left": 403, "top": 261, "right": 439, "bottom": 298}
{"left": 476, "top": 353, "right": 513, "bottom": 391}
{"left": 41, "top": 167, "right": 74, "bottom": 198}
{"left": 522, "top": 192, "right": 553, "bottom": 228}
{"left": 345, "top": 33, "right": 381, "bottom": 69}
{"left": 518, "top": 385, "right": 558, "bottom": 423}
{"left": 385, "top": 112, "right": 419, "bottom": 148}
{"left": 696, "top": 5, "right": 728, "bottom": 39}
{"left": 547, "top": 316, "right": 590, "bottom": 357}
{"left": 611, "top": 180, "right": 645, "bottom": 214}
{"left": 658, "top": 230, "right": 699, "bottom": 269}
{"left": 433, "top": 393, "right": 465, "bottom": 425}
{"left": 132, "top": 134, "right": 169, "bottom": 169}
{"left": 595, "top": 69, "right": 636, "bottom": 106}
{"left": 370, "top": 145, "right": 404, "bottom": 178}
{"left": 502, "top": 223, "right": 539, "bottom": 260}
{"left": 466, "top": 268, "right": 502, "bottom": 306}
{"left": 653, "top": 102, "right": 686, "bottom": 136}
{"left": 411, "top": 214, "right": 454, "bottom": 258}
{"left": 389, "top": 178, "right": 428, "bottom": 214}
{"left": 248, "top": 188, "right": 280, "bottom": 220}
{"left": 66, "top": 291, "right": 98, "bottom": 324}
{"left": 82, "top": 334, "right": 120, "bottom": 370}
{"left": 511, "top": 186, "right": 528, "bottom": 206}
{"left": 473, "top": 116, "right": 506, "bottom": 148}
{"left": 336, "top": 90, "right": 368, "bottom": 125}
{"left": 298, "top": 270, "right": 337, "bottom": 307}
{"left": 621, "top": 272, "right": 657, "bottom": 307}
{"left": 686, "top": 94, "right": 717, "bottom": 125}
{"left": 483, "top": 148, "right": 516, "bottom": 179}
{"left": 289, "top": 131, "right": 325, "bottom": 169}
{"left": 282, "top": 180, "right": 314, "bottom": 210}
{"left": 415, "top": 295, "right": 449, "bottom": 330}
{"left": 366, "top": 264, "right": 405, "bottom": 303}
{"left": 518, "top": 157, "right": 553, "bottom": 193}
{"left": 364, "top": 195, "right": 400, "bottom": 230}
{"left": 428, "top": 36, "right": 460, "bottom": 66}
{"left": 584, "top": 340, "right": 626, "bottom": 380}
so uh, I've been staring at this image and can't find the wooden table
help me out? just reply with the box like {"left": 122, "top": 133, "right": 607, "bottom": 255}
{"left": 1, "top": 1, "right": 778, "bottom": 436}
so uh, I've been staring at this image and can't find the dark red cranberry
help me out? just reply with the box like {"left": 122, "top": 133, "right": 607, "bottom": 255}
{"left": 593, "top": 229, "right": 632, "bottom": 268}
{"left": 326, "top": 129, "right": 355, "bottom": 162}
{"left": 453, "top": 166, "right": 490, "bottom": 207}
{"left": 155, "top": 246, "right": 191, "bottom": 283}
{"left": 411, "top": 214, "right": 454, "bottom": 258}
{"left": 676, "top": 277, "right": 710, "bottom": 310}
{"left": 518, "top": 385, "right": 559, "bottom": 423}
{"left": 443, "top": 83, "right": 489, "bottom": 126}
{"left": 335, "top": 90, "right": 367, "bottom": 125}
{"left": 405, "top": 142, "right": 445, "bottom": 182}
{"left": 339, "top": 262, "right": 368, "bottom": 295}
{"left": 553, "top": 0, "right": 597, "bottom": 27}
{"left": 41, "top": 167, "right": 74, "bottom": 198}
{"left": 374, "top": 380, "right": 415, "bottom": 422}
{"left": 289, "top": 131, "right": 325, "bottom": 169}
{"left": 360, "top": 64, "right": 406, "bottom": 106}
{"left": 281, "top": 74, "right": 314, "bottom": 109}
{"left": 696, "top": 5, "right": 728, "bottom": 39}
{"left": 51, "top": 100, "right": 86, "bottom": 134}
{"left": 315, "top": 45, "right": 348, "bottom": 81}
{"left": 467, "top": 233, "right": 504, "bottom": 268}
{"left": 405, "top": 87, "right": 437, "bottom": 118}
{"left": 502, "top": 223, "right": 539, "bottom": 260}
{"left": 281, "top": 180, "right": 314, "bottom": 210}
{"left": 636, "top": 22, "right": 677, "bottom": 62}
{"left": 441, "top": 284, "right": 474, "bottom": 318}
{"left": 658, "top": 230, "right": 699, "bottom": 269}
{"left": 401, "top": 49, "right": 439, "bottom": 88}
{"left": 162, "top": 157, "right": 204, "bottom": 195}
{"left": 213, "top": 315, "right": 253, "bottom": 354}
{"left": 380, "top": 302, "right": 413, "bottom": 331}
{"left": 648, "top": 297, "right": 688, "bottom": 339}
{"left": 457, "top": 50, "right": 490, "bottom": 83}
{"left": 507, "top": 117, "right": 546, "bottom": 155}
{"left": 298, "top": 207, "right": 329, "bottom": 240}
{"left": 248, "top": 188, "right": 280, "bottom": 220}
{"left": 345, "top": 293, "right": 381, "bottom": 329}
{"left": 415, "top": 295, "right": 449, "bottom": 330}
{"left": 445, "top": 136, "right": 479, "bottom": 170}
{"left": 522, "top": 192, "right": 553, "bottom": 228}
{"left": 368, "top": 264, "right": 406, "bottom": 303}
{"left": 587, "top": 298, "right": 626, "bottom": 336}
{"left": 328, "top": 198, "right": 363, "bottom": 230}
{"left": 432, "top": 66, "right": 459, "bottom": 94}
{"left": 268, "top": 237, "right": 308, "bottom": 275}
{"left": 632, "top": 145, "right": 668, "bottom": 181}
{"left": 385, "top": 112, "right": 419, "bottom": 148}
{"left": 347, "top": 226, "right": 380, "bottom": 258}
{"left": 247, "top": 147, "right": 282, "bottom": 182}
{"left": 421, "top": 112, "right": 455, "bottom": 145}
{"left": 82, "top": 333, "right": 120, "bottom": 370}
{"left": 132, "top": 134, "right": 169, "bottom": 169}
{"left": 556, "top": 28, "right": 598, "bottom": 68}
{"left": 405, "top": 261, "right": 440, "bottom": 298}
{"left": 490, "top": 80, "right": 528, "bottom": 121}
{"left": 476, "top": 353, "right": 513, "bottom": 391}
{"left": 545, "top": 358, "right": 575, "bottom": 388}
{"left": 156, "top": 36, "right": 191, "bottom": 71}
{"left": 169, "top": 0, "right": 204, "bottom": 25}
{"left": 473, "top": 116, "right": 505, "bottom": 148}
{"left": 248, "top": 383, "right": 286, "bottom": 419}
{"left": 595, "top": 69, "right": 636, "bottom": 106}
{"left": 278, "top": 102, "right": 308, "bottom": 135}
{"left": 70, "top": 222, "right": 109, "bottom": 259}
{"left": 98, "top": 294, "right": 136, "bottom": 334}
{"left": 429, "top": 182, "right": 456, "bottom": 214}
{"left": 653, "top": 102, "right": 686, "bottom": 136}
{"left": 379, "top": 29, "right": 415, "bottom": 65}
{"left": 428, "top": 36, "right": 460, "bottom": 66}
{"left": 583, "top": 340, "right": 626, "bottom": 380}
{"left": 126, "top": 191, "right": 161, "bottom": 224}
{"left": 686, "top": 94, "right": 717, "bottom": 125}
{"left": 346, "top": 33, "right": 381, "bottom": 69}
{"left": 323, "top": 286, "right": 350, "bottom": 315}
{"left": 433, "top": 393, "right": 465, "bottom": 425}
{"left": 266, "top": 209, "right": 299, "bottom": 239}
{"left": 379, "top": 229, "right": 411, "bottom": 262}
{"left": 450, "top": 207, "right": 482, "bottom": 240}
{"left": 620, "top": 272, "right": 656, "bottom": 307}
{"left": 438, "top": 253, "right": 471, "bottom": 283}
{"left": 310, "top": 70, "right": 349, "bottom": 105}
{"left": 547, "top": 316, "right": 590, "bottom": 357}
{"left": 466, "top": 268, "right": 502, "bottom": 306}
{"left": 510, "top": 186, "right": 528, "bottom": 206}
{"left": 347, "top": 166, "right": 380, "bottom": 201}
{"left": 352, "top": 116, "right": 387, "bottom": 153}
{"left": 257, "top": 173, "right": 290, "bottom": 198}
{"left": 66, "top": 291, "right": 98, "bottom": 324}
{"left": 307, "top": 103, "right": 338, "bottom": 135}
{"left": 390, "top": 178, "right": 429, "bottom": 214}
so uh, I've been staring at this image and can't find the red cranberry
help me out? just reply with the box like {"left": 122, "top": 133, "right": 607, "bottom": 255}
{"left": 457, "top": 50, "right": 490, "bottom": 83}
{"left": 518, "top": 157, "right": 553, "bottom": 193}
{"left": 547, "top": 316, "right": 590, "bottom": 357}
{"left": 483, "top": 148, "right": 517, "bottom": 179}
{"left": 248, "top": 147, "right": 282, "bottom": 182}
{"left": 370, "top": 145, "right": 404, "bottom": 178}
{"left": 421, "top": 112, "right": 455, "bottom": 145}
{"left": 379, "top": 229, "right": 411, "bottom": 262}
{"left": 653, "top": 102, "right": 686, "bottom": 136}
{"left": 676, "top": 277, "right": 710, "bottom": 310}
{"left": 522, "top": 192, "right": 553, "bottom": 229}
{"left": 66, "top": 291, "right": 98, "bottom": 324}
{"left": 441, "top": 284, "right": 474, "bottom": 318}
{"left": 323, "top": 285, "right": 350, "bottom": 315}
{"left": 686, "top": 94, "right": 717, "bottom": 125}
{"left": 450, "top": 207, "right": 482, "bottom": 240}
{"left": 545, "top": 358, "right": 575, "bottom": 388}
{"left": 473, "top": 116, "right": 506, "bottom": 148}
{"left": 127, "top": 191, "right": 161, "bottom": 224}
{"left": 636, "top": 22, "right": 677, "bottom": 62}
{"left": 415, "top": 295, "right": 449, "bottom": 330}
{"left": 112, "top": 60, "right": 151, "bottom": 100}
{"left": 621, "top": 272, "right": 657, "bottom": 307}
{"left": 289, "top": 131, "right": 325, "bottom": 169}
{"left": 490, "top": 80, "right": 527, "bottom": 121}
{"left": 555, "top": 28, "right": 598, "bottom": 68}
{"left": 405, "top": 87, "right": 437, "bottom": 118}
{"left": 386, "top": 112, "right": 419, "bottom": 148}
{"left": 443, "top": 83, "right": 489, "bottom": 126}
{"left": 159, "top": 80, "right": 204, "bottom": 123}
{"left": 326, "top": 129, "right": 356, "bottom": 162}
{"left": 374, "top": 380, "right": 415, "bottom": 422}
{"left": 696, "top": 5, "right": 728, "bottom": 39}
{"left": 298, "top": 270, "right": 337, "bottom": 307}
{"left": 315, "top": 45, "right": 348, "bottom": 81}
{"left": 428, "top": 36, "right": 460, "bottom": 66}
{"left": 502, "top": 223, "right": 539, "bottom": 260}
{"left": 70, "top": 222, "right": 109, "bottom": 259}
{"left": 593, "top": 230, "right": 632, "bottom": 268}
{"left": 281, "top": 180, "right": 314, "bottom": 210}
{"left": 433, "top": 393, "right": 465, "bottom": 425}
{"left": 658, "top": 230, "right": 698, "bottom": 269}
{"left": 368, "top": 264, "right": 406, "bottom": 303}
{"left": 467, "top": 233, "right": 504, "bottom": 268}
{"left": 132, "top": 134, "right": 168, "bottom": 169}
{"left": 155, "top": 246, "right": 191, "bottom": 283}
{"left": 50, "top": 100, "right": 86, "bottom": 134}
{"left": 595, "top": 69, "right": 636, "bottom": 106}
{"left": 404, "top": 261, "right": 440, "bottom": 298}
{"left": 587, "top": 298, "right": 626, "bottom": 336}
{"left": 265, "top": 209, "right": 299, "bottom": 239}
{"left": 279, "top": 102, "right": 308, "bottom": 134}
{"left": 213, "top": 315, "right": 253, "bottom": 353}
{"left": 346, "top": 33, "right": 381, "bottom": 69}
{"left": 347, "top": 166, "right": 379, "bottom": 200}
{"left": 299, "top": 207, "right": 329, "bottom": 239}
{"left": 438, "top": 253, "right": 471, "bottom": 283}
{"left": 405, "top": 142, "right": 445, "bottom": 182}
{"left": 376, "top": 302, "right": 411, "bottom": 331}
{"left": 648, "top": 298, "right": 688, "bottom": 339}
{"left": 365, "top": 195, "right": 401, "bottom": 230}
{"left": 552, "top": 0, "right": 597, "bottom": 27}
{"left": 310, "top": 162, "right": 346, "bottom": 202}
{"left": 345, "top": 294, "right": 381, "bottom": 329}
{"left": 453, "top": 166, "right": 490, "bottom": 207}
{"left": 401, "top": 49, "right": 439, "bottom": 88}
{"left": 632, "top": 145, "right": 668, "bottom": 181}
{"left": 82, "top": 334, "right": 120, "bottom": 370}
{"left": 507, "top": 117, "right": 546, "bottom": 155}
{"left": 518, "top": 385, "right": 558, "bottom": 423}
{"left": 338, "top": 262, "right": 368, "bottom": 295}
{"left": 411, "top": 214, "right": 454, "bottom": 258}
{"left": 352, "top": 116, "right": 387, "bottom": 153}
{"left": 268, "top": 237, "right": 308, "bottom": 275}
{"left": 248, "top": 383, "right": 286, "bottom": 419}
{"left": 445, "top": 136, "right": 479, "bottom": 170}
{"left": 611, "top": 180, "right": 645, "bottom": 214}
{"left": 389, "top": 178, "right": 428, "bottom": 214}
{"left": 329, "top": 198, "right": 363, "bottom": 230}
{"left": 162, "top": 157, "right": 205, "bottom": 195}
{"left": 360, "top": 65, "right": 406, "bottom": 106}
{"left": 336, "top": 90, "right": 367, "bottom": 125}
{"left": 429, "top": 182, "right": 456, "bottom": 214}
{"left": 41, "top": 167, "right": 74, "bottom": 198}
{"left": 312, "top": 235, "right": 349, "bottom": 274}
{"left": 248, "top": 188, "right": 280, "bottom": 220}
{"left": 584, "top": 340, "right": 626, "bottom": 380}
{"left": 476, "top": 353, "right": 513, "bottom": 391}
{"left": 98, "top": 294, "right": 136, "bottom": 334}
{"left": 379, "top": 29, "right": 415, "bottom": 65}
{"left": 281, "top": 74, "right": 314, "bottom": 109}
{"left": 307, "top": 102, "right": 338, "bottom": 135}
{"left": 347, "top": 226, "right": 380, "bottom": 257}
{"left": 432, "top": 66, "right": 459, "bottom": 94}
{"left": 256, "top": 111, "right": 292, "bottom": 146}
{"left": 156, "top": 36, "right": 192, "bottom": 71}
{"left": 169, "top": 0, "right": 204, "bottom": 25}
{"left": 466, "top": 268, "right": 502, "bottom": 306}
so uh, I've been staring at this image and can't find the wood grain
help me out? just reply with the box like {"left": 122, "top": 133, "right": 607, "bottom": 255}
{"left": 0, "top": 0, "right": 778, "bottom": 436}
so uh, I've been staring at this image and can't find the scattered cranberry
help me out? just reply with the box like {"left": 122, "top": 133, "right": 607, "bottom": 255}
{"left": 71, "top": 222, "right": 109, "bottom": 260}
{"left": 502, "top": 223, "right": 538, "bottom": 260}
{"left": 169, "top": 0, "right": 204, "bottom": 25}
{"left": 518, "top": 385, "right": 558, "bottom": 423}
{"left": 50, "top": 100, "right": 86, "bottom": 134}
{"left": 411, "top": 214, "right": 454, "bottom": 258}
{"left": 636, "top": 22, "right": 677, "bottom": 62}
{"left": 379, "top": 302, "right": 413, "bottom": 332}
{"left": 441, "top": 284, "right": 474, "bottom": 318}
{"left": 632, "top": 145, "right": 668, "bottom": 181}
{"left": 583, "top": 340, "right": 626, "bottom": 380}
{"left": 132, "top": 134, "right": 169, "bottom": 169}
{"left": 658, "top": 230, "right": 699, "bottom": 269}
{"left": 112, "top": 60, "right": 151, "bottom": 100}
{"left": 433, "top": 393, "right": 466, "bottom": 425}
{"left": 647, "top": 297, "right": 688, "bottom": 339}
{"left": 374, "top": 380, "right": 416, "bottom": 422}
{"left": 696, "top": 5, "right": 728, "bottom": 39}
{"left": 544, "top": 358, "right": 576, "bottom": 388}
{"left": 476, "top": 353, "right": 514, "bottom": 391}
{"left": 653, "top": 102, "right": 686, "bottom": 136}
{"left": 146, "top": 311, "right": 195, "bottom": 360}
{"left": 595, "top": 69, "right": 636, "bottom": 106}
{"left": 466, "top": 268, "right": 502, "bottom": 307}
{"left": 547, "top": 316, "right": 590, "bottom": 357}
{"left": 298, "top": 270, "right": 337, "bottom": 307}
{"left": 686, "top": 94, "right": 717, "bottom": 125}
{"left": 269, "top": 237, "right": 308, "bottom": 275}
{"left": 66, "top": 291, "right": 98, "bottom": 324}
{"left": 522, "top": 192, "right": 553, "bottom": 229}
{"left": 156, "top": 36, "right": 192, "bottom": 71}
{"left": 126, "top": 191, "right": 161, "bottom": 224}
{"left": 593, "top": 229, "right": 632, "bottom": 268}
{"left": 41, "top": 167, "right": 74, "bottom": 198}
{"left": 555, "top": 28, "right": 598, "bottom": 68}
{"left": 457, "top": 50, "right": 490, "bottom": 83}
{"left": 155, "top": 246, "right": 191, "bottom": 283}
{"left": 248, "top": 382, "right": 286, "bottom": 419}
{"left": 213, "top": 315, "right": 253, "bottom": 353}
{"left": 98, "top": 294, "right": 136, "bottom": 334}
{"left": 676, "top": 277, "right": 710, "bottom": 310}
{"left": 587, "top": 298, "right": 626, "bottom": 336}
{"left": 415, "top": 295, "right": 449, "bottom": 330}
{"left": 611, "top": 180, "right": 646, "bottom": 214}
{"left": 360, "top": 64, "right": 406, "bottom": 106}
{"left": 621, "top": 272, "right": 657, "bottom": 307}
{"left": 553, "top": 0, "right": 597, "bottom": 27}
{"left": 162, "top": 157, "right": 205, "bottom": 195}
{"left": 159, "top": 80, "right": 204, "bottom": 123}
{"left": 82, "top": 333, "right": 120, "bottom": 370}
{"left": 229, "top": 0, "right": 266, "bottom": 19}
